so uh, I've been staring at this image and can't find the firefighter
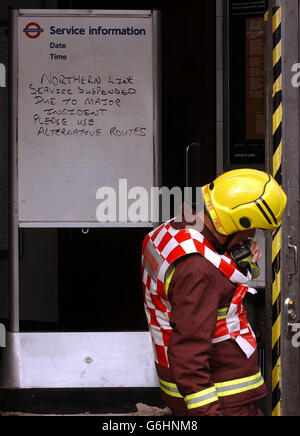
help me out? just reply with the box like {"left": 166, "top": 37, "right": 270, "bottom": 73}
{"left": 141, "top": 169, "right": 287, "bottom": 416}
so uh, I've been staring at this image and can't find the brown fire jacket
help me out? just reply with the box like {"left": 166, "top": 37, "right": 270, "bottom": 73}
{"left": 155, "top": 225, "right": 266, "bottom": 416}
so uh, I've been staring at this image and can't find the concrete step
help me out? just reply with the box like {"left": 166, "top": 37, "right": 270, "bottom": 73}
{"left": 0, "top": 387, "right": 171, "bottom": 416}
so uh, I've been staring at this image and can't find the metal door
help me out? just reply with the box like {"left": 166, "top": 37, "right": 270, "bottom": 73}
{"left": 265, "top": 0, "right": 300, "bottom": 416}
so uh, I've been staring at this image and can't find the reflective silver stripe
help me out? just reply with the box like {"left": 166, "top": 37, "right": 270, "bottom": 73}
{"left": 159, "top": 371, "right": 264, "bottom": 405}
{"left": 160, "top": 382, "right": 178, "bottom": 394}
{"left": 159, "top": 379, "right": 183, "bottom": 398}
{"left": 215, "top": 372, "right": 264, "bottom": 397}
{"left": 217, "top": 307, "right": 228, "bottom": 319}
{"left": 143, "top": 239, "right": 164, "bottom": 281}
{"left": 185, "top": 388, "right": 218, "bottom": 409}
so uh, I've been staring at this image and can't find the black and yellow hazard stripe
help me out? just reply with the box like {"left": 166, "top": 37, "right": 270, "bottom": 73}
{"left": 271, "top": 5, "right": 282, "bottom": 417}
{"left": 264, "top": 0, "right": 269, "bottom": 21}
{"left": 272, "top": 6, "right": 282, "bottom": 186}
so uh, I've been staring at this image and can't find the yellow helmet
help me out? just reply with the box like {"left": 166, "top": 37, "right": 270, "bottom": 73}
{"left": 202, "top": 169, "right": 287, "bottom": 235}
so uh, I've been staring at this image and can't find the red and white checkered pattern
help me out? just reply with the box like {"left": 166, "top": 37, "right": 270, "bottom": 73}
{"left": 142, "top": 220, "right": 257, "bottom": 367}
{"left": 212, "top": 285, "right": 257, "bottom": 358}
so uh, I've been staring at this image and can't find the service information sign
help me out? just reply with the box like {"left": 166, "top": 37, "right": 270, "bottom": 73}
{"left": 17, "top": 11, "right": 155, "bottom": 225}
{"left": 227, "top": 0, "right": 265, "bottom": 166}
{"left": 245, "top": 17, "right": 265, "bottom": 141}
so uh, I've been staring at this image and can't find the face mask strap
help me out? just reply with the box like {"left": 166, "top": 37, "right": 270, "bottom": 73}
{"left": 215, "top": 234, "right": 235, "bottom": 255}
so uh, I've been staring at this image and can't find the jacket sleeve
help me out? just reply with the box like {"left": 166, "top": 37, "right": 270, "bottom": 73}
{"left": 167, "top": 253, "right": 223, "bottom": 416}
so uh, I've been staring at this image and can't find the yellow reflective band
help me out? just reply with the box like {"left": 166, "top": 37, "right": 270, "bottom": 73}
{"left": 184, "top": 387, "right": 218, "bottom": 410}
{"left": 159, "top": 371, "right": 264, "bottom": 408}
{"left": 164, "top": 266, "right": 175, "bottom": 295}
{"left": 159, "top": 378, "right": 183, "bottom": 398}
{"left": 215, "top": 371, "right": 264, "bottom": 397}
{"left": 202, "top": 185, "right": 226, "bottom": 235}
{"left": 217, "top": 307, "right": 228, "bottom": 320}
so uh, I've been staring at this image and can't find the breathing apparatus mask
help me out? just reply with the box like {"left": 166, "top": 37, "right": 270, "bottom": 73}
{"left": 230, "top": 242, "right": 260, "bottom": 279}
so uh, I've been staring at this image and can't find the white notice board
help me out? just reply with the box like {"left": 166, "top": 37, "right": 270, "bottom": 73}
{"left": 15, "top": 10, "right": 159, "bottom": 227}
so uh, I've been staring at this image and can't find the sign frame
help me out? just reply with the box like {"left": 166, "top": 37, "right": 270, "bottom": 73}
{"left": 9, "top": 8, "right": 161, "bottom": 334}
{"left": 12, "top": 8, "right": 161, "bottom": 229}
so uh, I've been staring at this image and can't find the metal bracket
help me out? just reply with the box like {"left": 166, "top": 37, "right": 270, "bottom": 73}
{"left": 288, "top": 235, "right": 298, "bottom": 282}
{"left": 284, "top": 298, "right": 298, "bottom": 339}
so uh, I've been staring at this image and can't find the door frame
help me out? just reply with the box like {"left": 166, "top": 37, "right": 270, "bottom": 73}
{"left": 265, "top": 0, "right": 300, "bottom": 416}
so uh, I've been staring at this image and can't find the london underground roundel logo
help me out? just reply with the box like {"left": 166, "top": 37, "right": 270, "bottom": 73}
{"left": 23, "top": 22, "right": 44, "bottom": 39}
